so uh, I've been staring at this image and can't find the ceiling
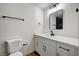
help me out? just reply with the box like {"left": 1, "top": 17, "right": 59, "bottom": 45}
{"left": 32, "top": 3, "right": 55, "bottom": 9}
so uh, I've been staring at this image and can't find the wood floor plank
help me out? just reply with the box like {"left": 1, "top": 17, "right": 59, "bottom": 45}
{"left": 27, "top": 51, "right": 40, "bottom": 56}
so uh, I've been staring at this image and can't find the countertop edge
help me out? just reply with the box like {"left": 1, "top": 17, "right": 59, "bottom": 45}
{"left": 34, "top": 34, "right": 79, "bottom": 48}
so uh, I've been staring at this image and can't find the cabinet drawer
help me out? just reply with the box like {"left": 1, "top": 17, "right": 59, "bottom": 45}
{"left": 57, "top": 43, "right": 74, "bottom": 56}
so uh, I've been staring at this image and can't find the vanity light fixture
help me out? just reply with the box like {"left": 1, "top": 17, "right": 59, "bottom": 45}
{"left": 49, "top": 3, "right": 59, "bottom": 9}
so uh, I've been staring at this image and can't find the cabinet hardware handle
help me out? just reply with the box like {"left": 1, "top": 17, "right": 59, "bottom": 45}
{"left": 44, "top": 45, "right": 46, "bottom": 52}
{"left": 37, "top": 42, "right": 38, "bottom": 46}
{"left": 23, "top": 44, "right": 28, "bottom": 46}
{"left": 43, "top": 45, "right": 44, "bottom": 51}
{"left": 43, "top": 45, "right": 46, "bottom": 52}
{"left": 59, "top": 46, "right": 70, "bottom": 51}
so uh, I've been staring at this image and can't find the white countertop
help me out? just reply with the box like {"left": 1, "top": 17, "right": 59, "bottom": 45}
{"left": 34, "top": 33, "right": 79, "bottom": 47}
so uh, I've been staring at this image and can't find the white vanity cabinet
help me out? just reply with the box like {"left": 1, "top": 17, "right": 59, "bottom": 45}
{"left": 34, "top": 35, "right": 79, "bottom": 56}
{"left": 34, "top": 35, "right": 57, "bottom": 56}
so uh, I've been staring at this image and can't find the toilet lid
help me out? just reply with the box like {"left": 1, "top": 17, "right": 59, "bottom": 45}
{"left": 9, "top": 51, "right": 23, "bottom": 56}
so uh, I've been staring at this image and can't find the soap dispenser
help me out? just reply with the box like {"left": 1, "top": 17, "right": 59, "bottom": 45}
{"left": 50, "top": 31, "right": 54, "bottom": 36}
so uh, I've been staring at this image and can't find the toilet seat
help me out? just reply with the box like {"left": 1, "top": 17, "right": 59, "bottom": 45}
{"left": 9, "top": 51, "right": 23, "bottom": 56}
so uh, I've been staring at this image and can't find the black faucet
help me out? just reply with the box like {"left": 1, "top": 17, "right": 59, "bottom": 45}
{"left": 50, "top": 31, "right": 54, "bottom": 36}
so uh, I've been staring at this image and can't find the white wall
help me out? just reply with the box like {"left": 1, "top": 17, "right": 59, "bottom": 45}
{"left": 34, "top": 7, "right": 43, "bottom": 34}
{"left": 0, "top": 3, "right": 43, "bottom": 56}
{"left": 43, "top": 3, "right": 79, "bottom": 39}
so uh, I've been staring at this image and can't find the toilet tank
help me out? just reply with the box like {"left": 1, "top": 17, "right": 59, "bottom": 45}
{"left": 6, "top": 39, "right": 22, "bottom": 54}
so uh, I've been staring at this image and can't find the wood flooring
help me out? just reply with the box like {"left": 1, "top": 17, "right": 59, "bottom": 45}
{"left": 27, "top": 51, "right": 40, "bottom": 56}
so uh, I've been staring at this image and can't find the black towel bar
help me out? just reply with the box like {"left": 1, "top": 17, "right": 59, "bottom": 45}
{"left": 2, "top": 16, "right": 24, "bottom": 21}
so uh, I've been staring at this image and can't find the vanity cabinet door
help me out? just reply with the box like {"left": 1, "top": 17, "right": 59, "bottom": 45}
{"left": 57, "top": 43, "right": 74, "bottom": 56}
{"left": 38, "top": 40, "right": 46, "bottom": 56}
{"left": 37, "top": 36, "right": 57, "bottom": 56}
{"left": 45, "top": 43, "right": 57, "bottom": 56}
{"left": 34, "top": 36, "right": 57, "bottom": 56}
{"left": 34, "top": 36, "right": 39, "bottom": 52}
{"left": 42, "top": 38, "right": 57, "bottom": 56}
{"left": 34, "top": 36, "right": 46, "bottom": 56}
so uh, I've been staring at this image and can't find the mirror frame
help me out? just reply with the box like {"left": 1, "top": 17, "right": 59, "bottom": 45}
{"left": 49, "top": 9, "right": 64, "bottom": 30}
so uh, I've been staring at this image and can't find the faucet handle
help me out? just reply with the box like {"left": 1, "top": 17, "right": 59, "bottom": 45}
{"left": 50, "top": 31, "right": 54, "bottom": 36}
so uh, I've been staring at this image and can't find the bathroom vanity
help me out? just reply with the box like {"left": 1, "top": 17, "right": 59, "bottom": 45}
{"left": 34, "top": 33, "right": 79, "bottom": 56}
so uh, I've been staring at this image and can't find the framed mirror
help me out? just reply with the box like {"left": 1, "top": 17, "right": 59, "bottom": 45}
{"left": 49, "top": 9, "right": 63, "bottom": 30}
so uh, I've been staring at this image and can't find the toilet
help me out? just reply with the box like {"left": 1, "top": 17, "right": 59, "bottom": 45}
{"left": 6, "top": 39, "right": 23, "bottom": 56}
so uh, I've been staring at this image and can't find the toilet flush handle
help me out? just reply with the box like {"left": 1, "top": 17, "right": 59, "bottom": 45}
{"left": 23, "top": 43, "right": 28, "bottom": 46}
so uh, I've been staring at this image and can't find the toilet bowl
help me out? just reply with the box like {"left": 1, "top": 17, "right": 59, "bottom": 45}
{"left": 6, "top": 39, "right": 23, "bottom": 56}
{"left": 9, "top": 51, "right": 23, "bottom": 56}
